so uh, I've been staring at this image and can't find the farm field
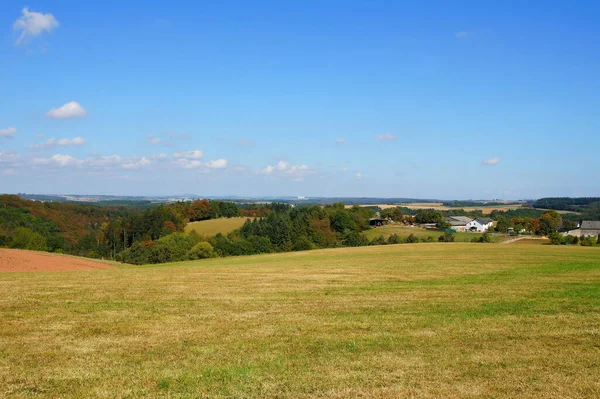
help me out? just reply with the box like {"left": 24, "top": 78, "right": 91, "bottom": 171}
{"left": 184, "top": 217, "right": 253, "bottom": 236}
{"left": 0, "top": 248, "right": 114, "bottom": 272}
{"left": 363, "top": 225, "right": 503, "bottom": 242}
{"left": 1, "top": 244, "right": 599, "bottom": 398}
{"left": 345, "top": 202, "right": 528, "bottom": 214}
{"left": 401, "top": 202, "right": 524, "bottom": 214}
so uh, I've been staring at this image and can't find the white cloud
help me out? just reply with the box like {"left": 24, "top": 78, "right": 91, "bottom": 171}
{"left": 261, "top": 160, "right": 311, "bottom": 180}
{"left": 0, "top": 127, "right": 16, "bottom": 138}
{"left": 354, "top": 172, "right": 363, "bottom": 180}
{"left": 46, "top": 102, "right": 87, "bottom": 119}
{"left": 28, "top": 136, "right": 86, "bottom": 149}
{"left": 455, "top": 31, "right": 469, "bottom": 38}
{"left": 1, "top": 169, "right": 16, "bottom": 176}
{"left": 482, "top": 158, "right": 500, "bottom": 165}
{"left": 335, "top": 138, "right": 345, "bottom": 145}
{"left": 339, "top": 167, "right": 349, "bottom": 172}
{"left": 122, "top": 157, "right": 150, "bottom": 169}
{"left": 48, "top": 154, "right": 82, "bottom": 167}
{"left": 374, "top": 133, "right": 396, "bottom": 141}
{"left": 205, "top": 159, "right": 228, "bottom": 169}
{"left": 173, "top": 150, "right": 203, "bottom": 159}
{"left": 13, "top": 7, "right": 59, "bottom": 45}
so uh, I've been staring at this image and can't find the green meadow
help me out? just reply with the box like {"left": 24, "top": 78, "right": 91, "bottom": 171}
{"left": 363, "top": 225, "right": 502, "bottom": 242}
{"left": 1, "top": 244, "right": 599, "bottom": 398}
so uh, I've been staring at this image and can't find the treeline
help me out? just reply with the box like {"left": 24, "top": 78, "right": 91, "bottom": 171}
{"left": 117, "top": 203, "right": 378, "bottom": 263}
{"left": 0, "top": 196, "right": 272, "bottom": 258}
{"left": 534, "top": 197, "right": 600, "bottom": 211}
{"left": 0, "top": 195, "right": 140, "bottom": 253}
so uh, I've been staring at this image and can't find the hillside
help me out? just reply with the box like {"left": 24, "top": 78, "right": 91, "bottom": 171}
{"left": 185, "top": 217, "right": 253, "bottom": 236}
{"left": 1, "top": 244, "right": 598, "bottom": 397}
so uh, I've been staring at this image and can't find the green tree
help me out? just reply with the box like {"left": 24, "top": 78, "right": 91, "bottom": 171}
{"left": 539, "top": 211, "right": 562, "bottom": 236}
{"left": 187, "top": 242, "right": 216, "bottom": 260}
{"left": 10, "top": 227, "right": 48, "bottom": 251}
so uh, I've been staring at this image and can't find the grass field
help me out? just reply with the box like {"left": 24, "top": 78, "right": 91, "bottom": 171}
{"left": 363, "top": 225, "right": 503, "bottom": 242}
{"left": 1, "top": 244, "right": 599, "bottom": 398}
{"left": 184, "top": 217, "right": 253, "bottom": 236}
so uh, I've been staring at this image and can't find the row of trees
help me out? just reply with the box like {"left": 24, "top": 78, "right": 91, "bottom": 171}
{"left": 549, "top": 233, "right": 599, "bottom": 247}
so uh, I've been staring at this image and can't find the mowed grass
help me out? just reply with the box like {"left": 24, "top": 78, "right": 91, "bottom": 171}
{"left": 364, "top": 225, "right": 502, "bottom": 242}
{"left": 184, "top": 217, "right": 253, "bottom": 236}
{"left": 1, "top": 244, "right": 600, "bottom": 398}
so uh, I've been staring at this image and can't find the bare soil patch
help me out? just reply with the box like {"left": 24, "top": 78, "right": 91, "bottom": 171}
{"left": 0, "top": 248, "right": 114, "bottom": 272}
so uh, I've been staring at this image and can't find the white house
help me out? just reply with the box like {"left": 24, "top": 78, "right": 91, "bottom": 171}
{"left": 466, "top": 217, "right": 494, "bottom": 232}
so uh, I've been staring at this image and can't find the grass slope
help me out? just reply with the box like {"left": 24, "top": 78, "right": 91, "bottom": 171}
{"left": 363, "top": 225, "right": 501, "bottom": 242}
{"left": 184, "top": 217, "right": 252, "bottom": 236}
{"left": 1, "top": 244, "right": 599, "bottom": 398}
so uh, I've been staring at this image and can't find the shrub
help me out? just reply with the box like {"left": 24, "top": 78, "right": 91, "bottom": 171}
{"left": 292, "top": 236, "right": 315, "bottom": 251}
{"left": 387, "top": 234, "right": 402, "bottom": 244}
{"left": 369, "top": 235, "right": 387, "bottom": 246}
{"left": 187, "top": 242, "right": 216, "bottom": 260}
{"left": 438, "top": 232, "right": 455, "bottom": 242}
{"left": 471, "top": 232, "right": 492, "bottom": 243}
{"left": 549, "top": 232, "right": 564, "bottom": 245}
{"left": 580, "top": 236, "right": 595, "bottom": 247}
{"left": 406, "top": 233, "right": 420, "bottom": 243}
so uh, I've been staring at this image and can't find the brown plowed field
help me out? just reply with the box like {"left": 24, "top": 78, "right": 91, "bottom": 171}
{"left": 0, "top": 248, "right": 114, "bottom": 272}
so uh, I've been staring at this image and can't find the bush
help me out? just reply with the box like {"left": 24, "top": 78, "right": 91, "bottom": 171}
{"left": 580, "top": 236, "right": 595, "bottom": 247}
{"left": 438, "top": 232, "right": 455, "bottom": 242}
{"left": 471, "top": 232, "right": 492, "bottom": 243}
{"left": 369, "top": 235, "right": 387, "bottom": 246}
{"left": 187, "top": 242, "right": 216, "bottom": 260}
{"left": 406, "top": 233, "right": 420, "bottom": 243}
{"left": 387, "top": 234, "right": 402, "bottom": 244}
{"left": 549, "top": 232, "right": 564, "bottom": 245}
{"left": 292, "top": 236, "right": 315, "bottom": 251}
{"left": 564, "top": 235, "right": 579, "bottom": 245}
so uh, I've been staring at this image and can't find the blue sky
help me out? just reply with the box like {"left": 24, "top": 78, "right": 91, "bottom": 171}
{"left": 1, "top": 1, "right": 599, "bottom": 199}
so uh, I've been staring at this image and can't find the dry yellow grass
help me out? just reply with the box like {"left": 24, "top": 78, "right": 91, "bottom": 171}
{"left": 184, "top": 217, "right": 252, "bottom": 236}
{"left": 344, "top": 202, "right": 525, "bottom": 214}
{"left": 1, "top": 244, "right": 599, "bottom": 398}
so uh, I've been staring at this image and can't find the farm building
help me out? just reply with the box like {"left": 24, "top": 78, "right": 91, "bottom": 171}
{"left": 369, "top": 218, "right": 389, "bottom": 227}
{"left": 444, "top": 216, "right": 473, "bottom": 232}
{"left": 466, "top": 217, "right": 494, "bottom": 232}
{"left": 579, "top": 221, "right": 600, "bottom": 237}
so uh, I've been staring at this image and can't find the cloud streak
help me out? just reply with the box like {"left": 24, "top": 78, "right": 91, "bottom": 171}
{"left": 482, "top": 158, "right": 500, "bottom": 165}
{"left": 374, "top": 133, "right": 396, "bottom": 141}
{"left": 28, "top": 137, "right": 86, "bottom": 149}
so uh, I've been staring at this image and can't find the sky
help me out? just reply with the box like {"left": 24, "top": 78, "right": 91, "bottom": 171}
{"left": 1, "top": 0, "right": 599, "bottom": 199}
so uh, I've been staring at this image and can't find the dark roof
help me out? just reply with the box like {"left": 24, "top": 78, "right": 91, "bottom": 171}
{"left": 475, "top": 217, "right": 493, "bottom": 224}
{"left": 444, "top": 216, "right": 473, "bottom": 226}
{"left": 581, "top": 220, "right": 600, "bottom": 230}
